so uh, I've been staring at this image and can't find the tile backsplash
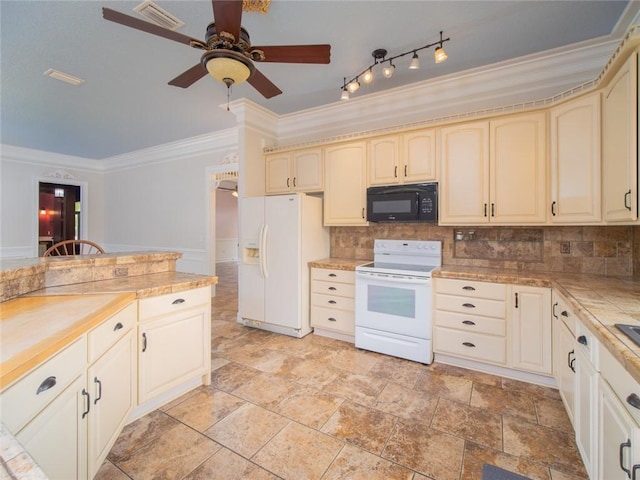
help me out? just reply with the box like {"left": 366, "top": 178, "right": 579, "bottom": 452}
{"left": 331, "top": 225, "right": 638, "bottom": 277}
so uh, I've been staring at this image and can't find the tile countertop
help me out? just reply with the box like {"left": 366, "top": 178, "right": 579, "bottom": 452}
{"left": 308, "top": 258, "right": 368, "bottom": 271}
{"left": 434, "top": 266, "right": 640, "bottom": 385}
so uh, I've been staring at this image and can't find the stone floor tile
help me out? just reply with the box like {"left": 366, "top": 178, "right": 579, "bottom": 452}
{"left": 502, "top": 378, "right": 562, "bottom": 400}
{"left": 323, "top": 372, "right": 387, "bottom": 407}
{"left": 367, "top": 355, "right": 425, "bottom": 388}
{"left": 502, "top": 415, "right": 587, "bottom": 478}
{"left": 382, "top": 420, "right": 465, "bottom": 480}
{"left": 413, "top": 370, "right": 473, "bottom": 405}
{"left": 431, "top": 398, "right": 503, "bottom": 450}
{"left": 321, "top": 444, "right": 414, "bottom": 480}
{"left": 275, "top": 356, "right": 342, "bottom": 388}
{"left": 373, "top": 382, "right": 438, "bottom": 424}
{"left": 93, "top": 461, "right": 131, "bottom": 480}
{"left": 427, "top": 363, "right": 502, "bottom": 387}
{"left": 164, "top": 387, "right": 245, "bottom": 431}
{"left": 534, "top": 396, "right": 573, "bottom": 433}
{"left": 231, "top": 370, "right": 302, "bottom": 408}
{"left": 204, "top": 403, "right": 289, "bottom": 458}
{"left": 210, "top": 361, "right": 260, "bottom": 392}
{"left": 321, "top": 400, "right": 397, "bottom": 454}
{"left": 326, "top": 348, "right": 381, "bottom": 375}
{"left": 273, "top": 386, "right": 344, "bottom": 429}
{"left": 470, "top": 382, "right": 538, "bottom": 422}
{"left": 183, "top": 447, "right": 280, "bottom": 480}
{"left": 460, "top": 441, "right": 552, "bottom": 480}
{"left": 252, "top": 422, "right": 343, "bottom": 480}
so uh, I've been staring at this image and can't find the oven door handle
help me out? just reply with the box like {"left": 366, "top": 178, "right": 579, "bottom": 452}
{"left": 356, "top": 271, "right": 431, "bottom": 285}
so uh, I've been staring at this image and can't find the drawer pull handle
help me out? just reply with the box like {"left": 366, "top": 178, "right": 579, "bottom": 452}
{"left": 462, "top": 303, "right": 475, "bottom": 308}
{"left": 113, "top": 322, "right": 123, "bottom": 331}
{"left": 633, "top": 464, "right": 640, "bottom": 480}
{"left": 462, "top": 320, "right": 476, "bottom": 326}
{"left": 568, "top": 350, "right": 575, "bottom": 373}
{"left": 514, "top": 292, "right": 518, "bottom": 309}
{"left": 328, "top": 317, "right": 337, "bottom": 322}
{"left": 620, "top": 440, "right": 631, "bottom": 477}
{"left": 552, "top": 302, "right": 558, "bottom": 319}
{"left": 328, "top": 287, "right": 337, "bottom": 291}
{"left": 328, "top": 300, "right": 337, "bottom": 304}
{"left": 577, "top": 335, "right": 588, "bottom": 346}
{"left": 82, "top": 388, "right": 90, "bottom": 419}
{"left": 172, "top": 298, "right": 186, "bottom": 305}
{"left": 627, "top": 393, "right": 640, "bottom": 410}
{"left": 329, "top": 273, "right": 337, "bottom": 277}
{"left": 462, "top": 286, "right": 476, "bottom": 291}
{"left": 94, "top": 377, "right": 102, "bottom": 404}
{"left": 36, "top": 376, "right": 57, "bottom": 395}
{"left": 142, "top": 332, "right": 148, "bottom": 352}
{"left": 462, "top": 342, "right": 475, "bottom": 348}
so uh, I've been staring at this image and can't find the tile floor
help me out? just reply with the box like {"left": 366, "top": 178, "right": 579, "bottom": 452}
{"left": 95, "top": 262, "right": 587, "bottom": 480}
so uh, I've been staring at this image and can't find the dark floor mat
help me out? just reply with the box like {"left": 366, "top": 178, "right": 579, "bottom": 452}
{"left": 482, "top": 464, "right": 532, "bottom": 480}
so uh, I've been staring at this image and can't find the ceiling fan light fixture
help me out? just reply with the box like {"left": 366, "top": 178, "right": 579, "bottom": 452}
{"left": 409, "top": 52, "right": 420, "bottom": 70}
{"left": 202, "top": 50, "right": 255, "bottom": 86}
{"left": 434, "top": 46, "right": 448, "bottom": 64}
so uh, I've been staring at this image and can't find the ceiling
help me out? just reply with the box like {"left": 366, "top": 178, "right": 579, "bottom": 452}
{"left": 1, "top": 0, "right": 638, "bottom": 160}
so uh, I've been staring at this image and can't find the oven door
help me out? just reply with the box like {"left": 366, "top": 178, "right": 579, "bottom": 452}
{"left": 355, "top": 271, "right": 431, "bottom": 338}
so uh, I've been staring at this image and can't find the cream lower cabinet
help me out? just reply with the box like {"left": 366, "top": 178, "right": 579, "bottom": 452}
{"left": 552, "top": 292, "right": 576, "bottom": 424}
{"left": 439, "top": 111, "right": 547, "bottom": 225}
{"left": 138, "top": 287, "right": 211, "bottom": 404}
{"left": 510, "top": 285, "right": 552, "bottom": 375}
{"left": 602, "top": 51, "right": 639, "bottom": 222}
{"left": 549, "top": 92, "right": 601, "bottom": 223}
{"left": 310, "top": 267, "right": 356, "bottom": 340}
{"left": 323, "top": 141, "right": 368, "bottom": 226}
{"left": 265, "top": 148, "right": 323, "bottom": 194}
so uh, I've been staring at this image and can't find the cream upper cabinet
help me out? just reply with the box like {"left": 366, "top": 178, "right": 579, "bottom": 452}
{"left": 324, "top": 141, "right": 368, "bottom": 226}
{"left": 439, "top": 121, "right": 490, "bottom": 224}
{"left": 550, "top": 92, "right": 602, "bottom": 223}
{"left": 265, "top": 148, "right": 323, "bottom": 194}
{"left": 490, "top": 112, "right": 547, "bottom": 224}
{"left": 439, "top": 112, "right": 547, "bottom": 225}
{"left": 368, "top": 129, "right": 436, "bottom": 186}
{"left": 602, "top": 51, "right": 638, "bottom": 222}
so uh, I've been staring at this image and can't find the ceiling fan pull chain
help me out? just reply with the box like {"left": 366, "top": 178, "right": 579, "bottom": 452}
{"left": 226, "top": 84, "right": 231, "bottom": 111}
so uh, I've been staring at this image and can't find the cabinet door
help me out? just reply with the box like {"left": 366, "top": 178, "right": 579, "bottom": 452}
{"left": 490, "top": 112, "right": 547, "bottom": 223}
{"left": 265, "top": 153, "right": 292, "bottom": 194}
{"left": 87, "top": 331, "right": 136, "bottom": 479}
{"left": 138, "top": 308, "right": 209, "bottom": 403}
{"left": 510, "top": 286, "right": 552, "bottom": 374}
{"left": 550, "top": 93, "right": 601, "bottom": 223}
{"left": 553, "top": 317, "right": 576, "bottom": 424}
{"left": 439, "top": 122, "right": 490, "bottom": 224}
{"left": 403, "top": 129, "right": 436, "bottom": 183}
{"left": 16, "top": 376, "right": 87, "bottom": 480}
{"left": 324, "top": 141, "right": 368, "bottom": 225}
{"left": 575, "top": 346, "right": 598, "bottom": 478}
{"left": 602, "top": 52, "right": 638, "bottom": 222}
{"left": 292, "top": 148, "right": 323, "bottom": 192}
{"left": 599, "top": 381, "right": 640, "bottom": 480}
{"left": 368, "top": 136, "right": 400, "bottom": 186}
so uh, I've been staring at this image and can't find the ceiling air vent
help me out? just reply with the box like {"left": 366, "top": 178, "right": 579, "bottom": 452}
{"left": 133, "top": 1, "right": 185, "bottom": 31}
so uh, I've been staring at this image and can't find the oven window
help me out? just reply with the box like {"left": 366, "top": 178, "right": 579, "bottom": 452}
{"left": 372, "top": 199, "right": 413, "bottom": 214}
{"left": 367, "top": 285, "right": 415, "bottom": 318}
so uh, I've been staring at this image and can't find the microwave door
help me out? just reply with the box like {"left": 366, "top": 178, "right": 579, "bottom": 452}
{"left": 369, "top": 192, "right": 419, "bottom": 221}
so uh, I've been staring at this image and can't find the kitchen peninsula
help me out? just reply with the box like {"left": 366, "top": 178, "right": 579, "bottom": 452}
{"left": 0, "top": 251, "right": 217, "bottom": 480}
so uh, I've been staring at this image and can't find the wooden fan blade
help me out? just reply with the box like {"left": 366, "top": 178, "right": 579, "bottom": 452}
{"left": 247, "top": 69, "right": 282, "bottom": 99}
{"left": 252, "top": 45, "right": 331, "bottom": 64}
{"left": 212, "top": 1, "right": 243, "bottom": 43}
{"left": 102, "top": 8, "right": 201, "bottom": 46}
{"left": 168, "top": 64, "right": 208, "bottom": 88}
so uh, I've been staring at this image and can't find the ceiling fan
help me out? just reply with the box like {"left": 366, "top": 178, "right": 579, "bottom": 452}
{"left": 102, "top": 1, "right": 331, "bottom": 99}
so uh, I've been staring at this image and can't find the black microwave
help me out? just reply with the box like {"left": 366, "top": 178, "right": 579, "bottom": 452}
{"left": 366, "top": 183, "right": 438, "bottom": 222}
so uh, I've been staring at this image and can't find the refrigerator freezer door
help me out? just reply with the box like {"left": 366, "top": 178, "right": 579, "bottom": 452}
{"left": 264, "top": 195, "right": 301, "bottom": 331}
{"left": 238, "top": 197, "right": 265, "bottom": 324}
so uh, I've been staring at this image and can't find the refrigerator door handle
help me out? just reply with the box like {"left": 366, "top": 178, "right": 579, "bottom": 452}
{"left": 260, "top": 224, "right": 269, "bottom": 278}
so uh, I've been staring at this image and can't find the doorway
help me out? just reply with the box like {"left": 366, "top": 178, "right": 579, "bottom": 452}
{"left": 38, "top": 182, "right": 81, "bottom": 256}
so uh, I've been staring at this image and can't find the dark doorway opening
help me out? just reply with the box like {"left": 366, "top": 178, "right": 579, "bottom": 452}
{"left": 38, "top": 182, "right": 81, "bottom": 256}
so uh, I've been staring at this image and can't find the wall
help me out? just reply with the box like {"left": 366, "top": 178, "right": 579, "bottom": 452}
{"left": 331, "top": 225, "right": 635, "bottom": 277}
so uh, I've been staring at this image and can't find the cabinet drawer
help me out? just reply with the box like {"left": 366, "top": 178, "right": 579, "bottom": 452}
{"left": 0, "top": 337, "right": 86, "bottom": 434}
{"left": 435, "top": 294, "right": 506, "bottom": 318}
{"left": 139, "top": 286, "right": 210, "bottom": 321}
{"left": 435, "top": 278, "right": 507, "bottom": 300}
{"left": 575, "top": 321, "right": 599, "bottom": 371}
{"left": 434, "top": 310, "right": 506, "bottom": 336}
{"left": 434, "top": 327, "right": 507, "bottom": 365}
{"left": 311, "top": 306, "right": 355, "bottom": 335}
{"left": 88, "top": 302, "right": 136, "bottom": 364}
{"left": 311, "top": 268, "right": 355, "bottom": 284}
{"left": 311, "top": 292, "right": 355, "bottom": 311}
{"left": 599, "top": 344, "right": 640, "bottom": 425}
{"left": 553, "top": 298, "right": 576, "bottom": 335}
{"left": 311, "top": 280, "right": 355, "bottom": 298}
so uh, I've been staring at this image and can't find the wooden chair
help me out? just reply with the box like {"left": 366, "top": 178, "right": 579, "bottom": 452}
{"left": 43, "top": 239, "right": 105, "bottom": 257}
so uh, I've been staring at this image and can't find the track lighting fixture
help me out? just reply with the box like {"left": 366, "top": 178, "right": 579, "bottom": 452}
{"left": 339, "top": 31, "right": 450, "bottom": 100}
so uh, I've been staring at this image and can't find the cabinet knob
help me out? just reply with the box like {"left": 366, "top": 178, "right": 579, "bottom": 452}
{"left": 627, "top": 393, "right": 640, "bottom": 410}
{"left": 36, "top": 376, "right": 57, "bottom": 395}
{"left": 113, "top": 322, "right": 123, "bottom": 331}
{"left": 577, "top": 335, "right": 588, "bottom": 346}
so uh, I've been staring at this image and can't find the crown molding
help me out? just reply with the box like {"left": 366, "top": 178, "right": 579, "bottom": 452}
{"left": 102, "top": 128, "right": 239, "bottom": 172}
{"left": 227, "top": 99, "right": 278, "bottom": 138}
{"left": 0, "top": 144, "right": 103, "bottom": 172}
{"left": 274, "top": 38, "right": 617, "bottom": 147}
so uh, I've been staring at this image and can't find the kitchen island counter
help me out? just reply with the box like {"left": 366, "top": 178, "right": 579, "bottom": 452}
{"left": 434, "top": 266, "right": 640, "bottom": 384}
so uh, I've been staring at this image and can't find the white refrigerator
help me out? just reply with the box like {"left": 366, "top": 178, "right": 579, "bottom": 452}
{"left": 237, "top": 193, "right": 329, "bottom": 338}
